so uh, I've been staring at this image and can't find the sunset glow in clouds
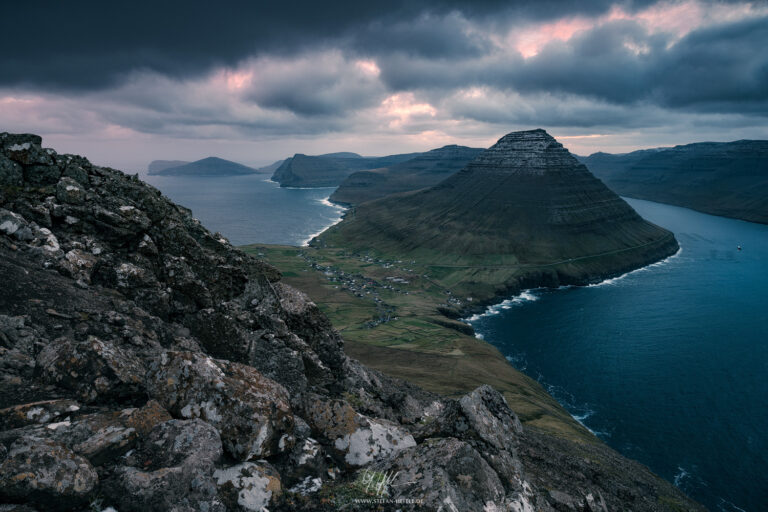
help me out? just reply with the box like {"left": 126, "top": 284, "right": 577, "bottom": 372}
{"left": 0, "top": 0, "right": 766, "bottom": 169}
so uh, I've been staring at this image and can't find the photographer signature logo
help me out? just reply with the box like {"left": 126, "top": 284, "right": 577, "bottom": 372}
{"left": 359, "top": 469, "right": 400, "bottom": 496}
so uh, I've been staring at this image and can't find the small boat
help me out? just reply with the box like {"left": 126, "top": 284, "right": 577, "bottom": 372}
{"left": 737, "top": 245, "right": 742, "bottom": 251}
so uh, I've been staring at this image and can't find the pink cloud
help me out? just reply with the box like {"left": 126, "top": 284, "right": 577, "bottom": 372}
{"left": 511, "top": 0, "right": 767, "bottom": 58}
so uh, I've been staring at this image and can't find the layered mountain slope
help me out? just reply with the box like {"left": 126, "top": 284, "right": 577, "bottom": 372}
{"left": 330, "top": 144, "right": 483, "bottom": 205}
{"left": 0, "top": 132, "right": 700, "bottom": 511}
{"left": 578, "top": 140, "right": 768, "bottom": 224}
{"left": 271, "top": 151, "right": 421, "bottom": 187}
{"left": 321, "top": 129, "right": 679, "bottom": 296}
{"left": 148, "top": 156, "right": 257, "bottom": 176}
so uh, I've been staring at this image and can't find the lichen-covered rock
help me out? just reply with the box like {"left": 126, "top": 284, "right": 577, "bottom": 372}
{"left": 459, "top": 385, "right": 523, "bottom": 450}
{"left": 0, "top": 155, "right": 23, "bottom": 187}
{"left": 0, "top": 436, "right": 98, "bottom": 510}
{"left": 0, "top": 209, "right": 32, "bottom": 241}
{"left": 0, "top": 399, "right": 80, "bottom": 430}
{"left": 458, "top": 385, "right": 526, "bottom": 488}
{"left": 124, "top": 399, "right": 173, "bottom": 436}
{"left": 35, "top": 336, "right": 146, "bottom": 403}
{"left": 55, "top": 177, "right": 86, "bottom": 205}
{"left": 215, "top": 462, "right": 282, "bottom": 511}
{"left": 303, "top": 397, "right": 416, "bottom": 467}
{"left": 0, "top": 402, "right": 172, "bottom": 469}
{"left": 108, "top": 419, "right": 224, "bottom": 512}
{"left": 378, "top": 437, "right": 506, "bottom": 511}
{"left": 146, "top": 351, "right": 294, "bottom": 460}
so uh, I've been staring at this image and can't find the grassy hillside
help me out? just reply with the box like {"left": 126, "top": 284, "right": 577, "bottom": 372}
{"left": 243, "top": 244, "right": 596, "bottom": 443}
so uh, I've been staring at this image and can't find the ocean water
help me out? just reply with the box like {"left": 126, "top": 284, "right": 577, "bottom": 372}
{"left": 142, "top": 174, "right": 345, "bottom": 246}
{"left": 467, "top": 198, "right": 768, "bottom": 511}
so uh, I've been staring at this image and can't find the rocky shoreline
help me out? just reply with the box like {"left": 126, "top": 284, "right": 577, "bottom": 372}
{"left": 0, "top": 133, "right": 703, "bottom": 511}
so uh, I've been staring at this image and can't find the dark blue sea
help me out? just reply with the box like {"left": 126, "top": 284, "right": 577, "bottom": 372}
{"left": 468, "top": 198, "right": 768, "bottom": 512}
{"left": 142, "top": 174, "right": 345, "bottom": 246}
{"left": 139, "top": 176, "right": 766, "bottom": 511}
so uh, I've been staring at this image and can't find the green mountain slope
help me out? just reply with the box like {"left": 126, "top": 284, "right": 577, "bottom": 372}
{"left": 320, "top": 129, "right": 678, "bottom": 301}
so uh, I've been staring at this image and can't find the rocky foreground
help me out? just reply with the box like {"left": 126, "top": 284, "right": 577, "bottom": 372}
{"left": 0, "top": 133, "right": 703, "bottom": 511}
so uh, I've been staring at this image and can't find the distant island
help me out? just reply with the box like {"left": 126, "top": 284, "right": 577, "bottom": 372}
{"left": 270, "top": 151, "right": 422, "bottom": 187}
{"left": 330, "top": 144, "right": 483, "bottom": 205}
{"left": 578, "top": 140, "right": 768, "bottom": 224}
{"left": 147, "top": 159, "right": 190, "bottom": 173}
{"left": 147, "top": 156, "right": 259, "bottom": 176}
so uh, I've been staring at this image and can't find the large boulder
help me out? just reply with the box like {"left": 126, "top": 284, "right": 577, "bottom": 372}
{"left": 54, "top": 177, "right": 87, "bottom": 205}
{"left": 108, "top": 419, "right": 224, "bottom": 512}
{"left": 146, "top": 351, "right": 294, "bottom": 460}
{"left": 0, "top": 401, "right": 172, "bottom": 468}
{"left": 0, "top": 399, "right": 80, "bottom": 430}
{"left": 0, "top": 436, "right": 98, "bottom": 510}
{"left": 0, "top": 155, "right": 23, "bottom": 187}
{"left": 35, "top": 336, "right": 146, "bottom": 403}
{"left": 214, "top": 462, "right": 282, "bottom": 511}
{"left": 458, "top": 385, "right": 525, "bottom": 488}
{"left": 303, "top": 397, "right": 416, "bottom": 467}
{"left": 377, "top": 437, "right": 509, "bottom": 511}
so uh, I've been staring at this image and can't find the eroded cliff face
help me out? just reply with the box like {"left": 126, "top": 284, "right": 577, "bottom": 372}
{"left": 0, "top": 133, "right": 702, "bottom": 511}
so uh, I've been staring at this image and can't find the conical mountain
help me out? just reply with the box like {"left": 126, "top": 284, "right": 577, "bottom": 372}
{"left": 320, "top": 129, "right": 678, "bottom": 289}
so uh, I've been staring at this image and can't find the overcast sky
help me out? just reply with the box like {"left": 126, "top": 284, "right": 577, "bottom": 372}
{"left": 1, "top": 0, "right": 766, "bottom": 171}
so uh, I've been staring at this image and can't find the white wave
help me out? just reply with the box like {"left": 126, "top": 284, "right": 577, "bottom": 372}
{"left": 283, "top": 185, "right": 338, "bottom": 190}
{"left": 300, "top": 195, "right": 348, "bottom": 247}
{"left": 571, "top": 411, "right": 594, "bottom": 422}
{"left": 717, "top": 498, "right": 747, "bottom": 512}
{"left": 317, "top": 196, "right": 346, "bottom": 211}
{"left": 504, "top": 354, "right": 528, "bottom": 371}
{"left": 463, "top": 289, "right": 540, "bottom": 323}
{"left": 587, "top": 246, "right": 682, "bottom": 288}
{"left": 673, "top": 466, "right": 690, "bottom": 488}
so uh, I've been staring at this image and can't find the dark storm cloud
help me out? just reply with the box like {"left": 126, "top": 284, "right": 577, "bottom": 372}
{"left": 366, "top": 13, "right": 768, "bottom": 119}
{"left": 653, "top": 16, "right": 768, "bottom": 110}
{"left": 0, "top": 0, "right": 659, "bottom": 90}
{"left": 509, "top": 14, "right": 768, "bottom": 113}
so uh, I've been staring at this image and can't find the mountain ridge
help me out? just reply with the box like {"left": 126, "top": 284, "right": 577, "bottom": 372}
{"left": 330, "top": 144, "right": 484, "bottom": 205}
{"left": 578, "top": 139, "right": 768, "bottom": 224}
{"left": 271, "top": 151, "right": 423, "bottom": 187}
